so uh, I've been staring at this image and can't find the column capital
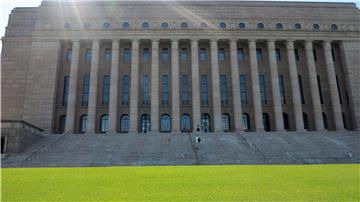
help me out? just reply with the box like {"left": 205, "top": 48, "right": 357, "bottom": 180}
{"left": 91, "top": 39, "right": 100, "bottom": 43}
{"left": 229, "top": 38, "right": 238, "bottom": 44}
{"left": 71, "top": 39, "right": 81, "bottom": 43}
{"left": 171, "top": 38, "right": 179, "bottom": 43}
{"left": 131, "top": 38, "right": 140, "bottom": 44}
{"left": 210, "top": 38, "right": 219, "bottom": 43}
{"left": 267, "top": 40, "right": 276, "bottom": 49}
{"left": 305, "top": 40, "right": 313, "bottom": 50}
{"left": 151, "top": 38, "right": 160, "bottom": 43}
{"left": 322, "top": 40, "right": 332, "bottom": 50}
{"left": 110, "top": 39, "right": 120, "bottom": 43}
{"left": 286, "top": 40, "right": 294, "bottom": 49}
{"left": 248, "top": 39, "right": 258, "bottom": 43}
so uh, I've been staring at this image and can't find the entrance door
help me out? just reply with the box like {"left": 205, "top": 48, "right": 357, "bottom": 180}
{"left": 140, "top": 114, "right": 151, "bottom": 133}
{"left": 201, "top": 114, "right": 211, "bottom": 132}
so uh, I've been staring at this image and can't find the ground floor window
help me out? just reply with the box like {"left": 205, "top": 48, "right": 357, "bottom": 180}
{"left": 100, "top": 114, "right": 109, "bottom": 133}
{"left": 242, "top": 113, "right": 250, "bottom": 130}
{"left": 59, "top": 115, "right": 66, "bottom": 133}
{"left": 160, "top": 114, "right": 171, "bottom": 133}
{"left": 303, "top": 113, "right": 309, "bottom": 130}
{"left": 180, "top": 114, "right": 191, "bottom": 132}
{"left": 222, "top": 113, "right": 230, "bottom": 132}
{"left": 140, "top": 114, "right": 150, "bottom": 133}
{"left": 80, "top": 115, "right": 88, "bottom": 133}
{"left": 120, "top": 115, "right": 130, "bottom": 133}
{"left": 283, "top": 113, "right": 289, "bottom": 130}
{"left": 263, "top": 113, "right": 270, "bottom": 131}
{"left": 201, "top": 114, "right": 211, "bottom": 132}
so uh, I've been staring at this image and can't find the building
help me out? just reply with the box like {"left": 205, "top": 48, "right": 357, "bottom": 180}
{"left": 1, "top": 0, "right": 360, "bottom": 135}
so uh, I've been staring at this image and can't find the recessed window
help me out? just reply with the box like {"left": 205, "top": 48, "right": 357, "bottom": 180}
{"left": 102, "top": 75, "right": 110, "bottom": 105}
{"left": 100, "top": 114, "right": 109, "bottom": 133}
{"left": 239, "top": 23, "right": 245, "bottom": 29}
{"left": 161, "top": 22, "right": 169, "bottom": 28}
{"left": 122, "top": 75, "right": 129, "bottom": 106}
{"left": 161, "top": 48, "right": 169, "bottom": 61}
{"left": 181, "top": 75, "right": 189, "bottom": 106}
{"left": 181, "top": 22, "right": 188, "bottom": 28}
{"left": 142, "top": 75, "right": 149, "bottom": 105}
{"left": 237, "top": 48, "right": 244, "bottom": 62}
{"left": 122, "top": 22, "right": 130, "bottom": 29}
{"left": 199, "top": 48, "right": 207, "bottom": 61}
{"left": 201, "top": 23, "right": 207, "bottom": 28}
{"left": 124, "top": 48, "right": 131, "bottom": 62}
{"left": 104, "top": 48, "right": 111, "bottom": 61}
{"left": 83, "top": 23, "right": 90, "bottom": 29}
{"left": 275, "top": 48, "right": 281, "bottom": 61}
{"left": 219, "top": 22, "right": 226, "bottom": 29}
{"left": 276, "top": 23, "right": 283, "bottom": 29}
{"left": 220, "top": 75, "right": 228, "bottom": 105}
{"left": 66, "top": 49, "right": 72, "bottom": 62}
{"left": 143, "top": 48, "right": 150, "bottom": 61}
{"left": 64, "top": 23, "right": 70, "bottom": 29}
{"left": 103, "top": 23, "right": 110, "bottom": 29}
{"left": 313, "top": 24, "right": 320, "bottom": 30}
{"left": 295, "top": 23, "right": 302, "bottom": 29}
{"left": 82, "top": 75, "right": 90, "bottom": 106}
{"left": 331, "top": 24, "right": 338, "bottom": 31}
{"left": 219, "top": 48, "right": 225, "bottom": 61}
{"left": 201, "top": 75, "right": 209, "bottom": 105}
{"left": 257, "top": 23, "right": 264, "bottom": 29}
{"left": 162, "top": 75, "right": 169, "bottom": 105}
{"left": 181, "top": 48, "right": 188, "bottom": 61}
{"left": 142, "top": 22, "right": 149, "bottom": 29}
{"left": 256, "top": 48, "right": 263, "bottom": 61}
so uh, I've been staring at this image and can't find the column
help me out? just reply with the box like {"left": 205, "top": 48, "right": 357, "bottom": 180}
{"left": 322, "top": 40, "right": 344, "bottom": 130}
{"left": 286, "top": 40, "right": 305, "bottom": 131}
{"left": 210, "top": 39, "right": 222, "bottom": 132}
{"left": 65, "top": 40, "right": 80, "bottom": 133}
{"left": 248, "top": 40, "right": 264, "bottom": 131}
{"left": 267, "top": 40, "right": 285, "bottom": 131}
{"left": 229, "top": 39, "right": 243, "bottom": 132}
{"left": 108, "top": 39, "right": 120, "bottom": 133}
{"left": 191, "top": 39, "right": 201, "bottom": 131}
{"left": 129, "top": 39, "right": 140, "bottom": 132}
{"left": 171, "top": 39, "right": 180, "bottom": 132}
{"left": 151, "top": 39, "right": 160, "bottom": 132}
{"left": 305, "top": 40, "right": 325, "bottom": 131}
{"left": 87, "top": 39, "right": 100, "bottom": 133}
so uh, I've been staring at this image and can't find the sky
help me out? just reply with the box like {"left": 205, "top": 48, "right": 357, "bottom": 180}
{"left": 1, "top": 0, "right": 359, "bottom": 52}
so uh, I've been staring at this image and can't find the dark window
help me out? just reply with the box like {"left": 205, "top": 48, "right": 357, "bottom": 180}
{"left": 143, "top": 75, "right": 149, "bottom": 105}
{"left": 283, "top": 113, "right": 289, "bottom": 130}
{"left": 59, "top": 115, "right": 66, "bottom": 133}
{"left": 142, "top": 22, "right": 149, "bottom": 29}
{"left": 279, "top": 75, "right": 286, "bottom": 104}
{"left": 103, "top": 23, "right": 110, "bottom": 29}
{"left": 219, "top": 48, "right": 225, "bottom": 61}
{"left": 161, "top": 22, "right": 169, "bottom": 29}
{"left": 143, "top": 48, "right": 150, "bottom": 61}
{"left": 160, "top": 114, "right": 171, "bottom": 132}
{"left": 104, "top": 48, "right": 111, "bottom": 61}
{"left": 181, "top": 22, "right": 188, "bottom": 29}
{"left": 331, "top": 49, "right": 335, "bottom": 61}
{"left": 237, "top": 48, "right": 244, "bottom": 62}
{"left": 331, "top": 24, "right": 338, "bottom": 31}
{"left": 313, "top": 24, "right": 320, "bottom": 30}
{"left": 122, "top": 22, "right": 130, "bottom": 29}
{"left": 256, "top": 48, "right": 263, "bottom": 61}
{"left": 294, "top": 49, "right": 300, "bottom": 61}
{"left": 102, "top": 75, "right": 110, "bottom": 105}
{"left": 162, "top": 75, "right": 169, "bottom": 105}
{"left": 239, "top": 23, "right": 245, "bottom": 29}
{"left": 120, "top": 115, "right": 130, "bottom": 133}
{"left": 257, "top": 23, "right": 264, "bottom": 29}
{"left": 298, "top": 75, "right": 305, "bottom": 104}
{"left": 122, "top": 75, "right": 129, "bottom": 106}
{"left": 276, "top": 23, "right": 283, "bottom": 29}
{"left": 239, "top": 74, "right": 248, "bottom": 105}
{"left": 295, "top": 23, "right": 301, "bottom": 29}
{"left": 222, "top": 114, "right": 230, "bottom": 131}
{"left": 181, "top": 48, "right": 188, "bottom": 61}
{"left": 79, "top": 115, "right": 88, "bottom": 133}
{"left": 336, "top": 75, "right": 342, "bottom": 104}
{"left": 181, "top": 114, "right": 191, "bottom": 132}
{"left": 124, "top": 48, "right": 131, "bottom": 62}
{"left": 317, "top": 75, "right": 324, "bottom": 104}
{"left": 322, "top": 113, "right": 328, "bottom": 129}
{"left": 219, "top": 22, "right": 226, "bottom": 28}
{"left": 82, "top": 75, "right": 90, "bottom": 106}
{"left": 201, "top": 75, "right": 209, "bottom": 105}
{"left": 84, "top": 49, "right": 91, "bottom": 61}
{"left": 263, "top": 113, "right": 270, "bottom": 131}
{"left": 100, "top": 114, "right": 109, "bottom": 133}
{"left": 1, "top": 137, "right": 5, "bottom": 154}
{"left": 181, "top": 75, "right": 189, "bottom": 106}
{"left": 66, "top": 49, "right": 72, "bottom": 62}
{"left": 220, "top": 75, "right": 228, "bottom": 105}
{"left": 199, "top": 48, "right": 207, "bottom": 61}
{"left": 275, "top": 48, "right": 281, "bottom": 61}
{"left": 161, "top": 48, "right": 169, "bottom": 61}
{"left": 303, "top": 113, "right": 309, "bottom": 130}
{"left": 140, "top": 114, "right": 151, "bottom": 133}
{"left": 201, "top": 114, "right": 211, "bottom": 132}
{"left": 259, "top": 75, "right": 267, "bottom": 104}
{"left": 342, "top": 113, "right": 347, "bottom": 129}
{"left": 62, "top": 76, "right": 69, "bottom": 106}
{"left": 242, "top": 113, "right": 250, "bottom": 130}
{"left": 313, "top": 49, "right": 317, "bottom": 61}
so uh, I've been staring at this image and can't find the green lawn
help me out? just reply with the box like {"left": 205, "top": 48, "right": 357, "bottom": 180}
{"left": 1, "top": 164, "right": 359, "bottom": 201}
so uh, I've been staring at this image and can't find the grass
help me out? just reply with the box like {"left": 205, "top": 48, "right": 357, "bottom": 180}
{"left": 1, "top": 164, "right": 359, "bottom": 201}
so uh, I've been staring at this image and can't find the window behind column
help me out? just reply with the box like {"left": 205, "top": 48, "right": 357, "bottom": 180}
{"left": 62, "top": 76, "right": 69, "bottom": 106}
{"left": 256, "top": 48, "right": 263, "bottom": 61}
{"left": 122, "top": 75, "right": 129, "bottom": 106}
{"left": 220, "top": 75, "right": 228, "bottom": 105}
{"left": 124, "top": 48, "right": 131, "bottom": 62}
{"left": 219, "top": 48, "right": 225, "bottom": 61}
{"left": 237, "top": 48, "right": 244, "bottom": 63}
{"left": 66, "top": 49, "right": 72, "bottom": 62}
{"left": 82, "top": 75, "right": 90, "bottom": 106}
{"left": 259, "top": 75, "right": 267, "bottom": 104}
{"left": 102, "top": 75, "right": 110, "bottom": 105}
{"left": 294, "top": 49, "right": 300, "bottom": 61}
{"left": 143, "top": 48, "right": 150, "bottom": 61}
{"left": 199, "top": 48, "right": 207, "bottom": 62}
{"left": 84, "top": 49, "right": 92, "bottom": 61}
{"left": 200, "top": 75, "right": 209, "bottom": 105}
{"left": 181, "top": 75, "right": 189, "bottom": 106}
{"left": 104, "top": 48, "right": 111, "bottom": 62}
{"left": 317, "top": 75, "right": 324, "bottom": 104}
{"left": 275, "top": 48, "right": 281, "bottom": 62}
{"left": 161, "top": 48, "right": 169, "bottom": 62}
{"left": 239, "top": 74, "right": 248, "bottom": 105}
{"left": 278, "top": 75, "right": 286, "bottom": 104}
{"left": 143, "top": 75, "right": 150, "bottom": 105}
{"left": 162, "top": 75, "right": 169, "bottom": 105}
{"left": 298, "top": 75, "right": 305, "bottom": 104}
{"left": 181, "top": 48, "right": 188, "bottom": 61}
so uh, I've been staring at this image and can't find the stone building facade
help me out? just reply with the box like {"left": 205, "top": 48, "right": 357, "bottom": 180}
{"left": 1, "top": 1, "right": 360, "bottom": 134}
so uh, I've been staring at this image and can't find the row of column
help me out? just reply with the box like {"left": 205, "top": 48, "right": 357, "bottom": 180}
{"left": 64, "top": 38, "right": 345, "bottom": 133}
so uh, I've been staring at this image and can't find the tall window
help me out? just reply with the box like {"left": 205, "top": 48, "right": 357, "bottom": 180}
{"left": 298, "top": 75, "right": 305, "bottom": 104}
{"left": 303, "top": 113, "right": 309, "bottom": 130}
{"left": 104, "top": 48, "right": 111, "bottom": 61}
{"left": 313, "top": 49, "right": 317, "bottom": 61}
{"left": 160, "top": 114, "right": 171, "bottom": 133}
{"left": 283, "top": 113, "right": 289, "bottom": 130}
{"left": 102, "top": 75, "right": 110, "bottom": 105}
{"left": 242, "top": 113, "right": 250, "bottom": 130}
{"left": 294, "top": 49, "right": 300, "bottom": 61}
{"left": 278, "top": 75, "right": 286, "bottom": 104}
{"left": 181, "top": 75, "right": 189, "bottom": 105}
{"left": 240, "top": 75, "right": 248, "bottom": 105}
{"left": 262, "top": 113, "right": 270, "bottom": 131}
{"left": 199, "top": 48, "right": 207, "bottom": 62}
{"left": 161, "top": 48, "right": 169, "bottom": 62}
{"left": 59, "top": 115, "right": 66, "bottom": 133}
{"left": 259, "top": 75, "right": 267, "bottom": 104}
{"left": 222, "top": 114, "right": 230, "bottom": 131}
{"left": 143, "top": 75, "right": 149, "bottom": 105}
{"left": 220, "top": 75, "right": 228, "bottom": 105}
{"left": 79, "top": 115, "right": 88, "bottom": 133}
{"left": 82, "top": 75, "right": 90, "bottom": 106}
{"left": 219, "top": 48, "right": 225, "bottom": 61}
{"left": 331, "top": 49, "right": 335, "bottom": 61}
{"left": 256, "top": 48, "right": 263, "bottom": 61}
{"left": 84, "top": 49, "right": 91, "bottom": 61}
{"left": 122, "top": 75, "right": 129, "bottom": 106}
{"left": 275, "top": 48, "right": 281, "bottom": 62}
{"left": 124, "top": 48, "right": 131, "bottom": 62}
{"left": 180, "top": 114, "right": 191, "bottom": 132}
{"left": 120, "top": 115, "right": 129, "bottom": 133}
{"left": 336, "top": 75, "right": 342, "bottom": 104}
{"left": 62, "top": 76, "right": 69, "bottom": 106}
{"left": 237, "top": 48, "right": 244, "bottom": 63}
{"left": 322, "top": 113, "right": 328, "bottom": 130}
{"left": 201, "top": 114, "right": 211, "bottom": 132}
{"left": 66, "top": 49, "right": 72, "bottom": 62}
{"left": 162, "top": 75, "right": 169, "bottom": 105}
{"left": 100, "top": 114, "right": 109, "bottom": 133}
{"left": 143, "top": 48, "right": 150, "bottom": 61}
{"left": 200, "top": 75, "right": 209, "bottom": 105}
{"left": 181, "top": 48, "right": 188, "bottom": 61}
{"left": 317, "top": 75, "right": 324, "bottom": 104}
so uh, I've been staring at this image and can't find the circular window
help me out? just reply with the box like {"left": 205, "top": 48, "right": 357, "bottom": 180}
{"left": 219, "top": 22, "right": 226, "bottom": 29}
{"left": 103, "top": 23, "right": 110, "bottom": 29}
{"left": 276, "top": 23, "right": 283, "bottom": 29}
{"left": 64, "top": 23, "right": 70, "bottom": 29}
{"left": 161, "top": 22, "right": 169, "bottom": 28}
{"left": 295, "top": 23, "right": 302, "bottom": 29}
{"left": 331, "top": 24, "right": 338, "bottom": 31}
{"left": 257, "top": 23, "right": 264, "bottom": 29}
{"left": 142, "top": 22, "right": 149, "bottom": 29}
{"left": 122, "top": 22, "right": 129, "bottom": 29}
{"left": 239, "top": 23, "right": 245, "bottom": 29}
{"left": 181, "top": 22, "right": 188, "bottom": 28}
{"left": 83, "top": 23, "right": 90, "bottom": 29}
{"left": 313, "top": 24, "right": 320, "bottom": 30}
{"left": 201, "top": 23, "right": 207, "bottom": 28}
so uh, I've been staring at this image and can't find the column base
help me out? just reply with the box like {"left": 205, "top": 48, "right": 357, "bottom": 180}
{"left": 295, "top": 129, "right": 307, "bottom": 133}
